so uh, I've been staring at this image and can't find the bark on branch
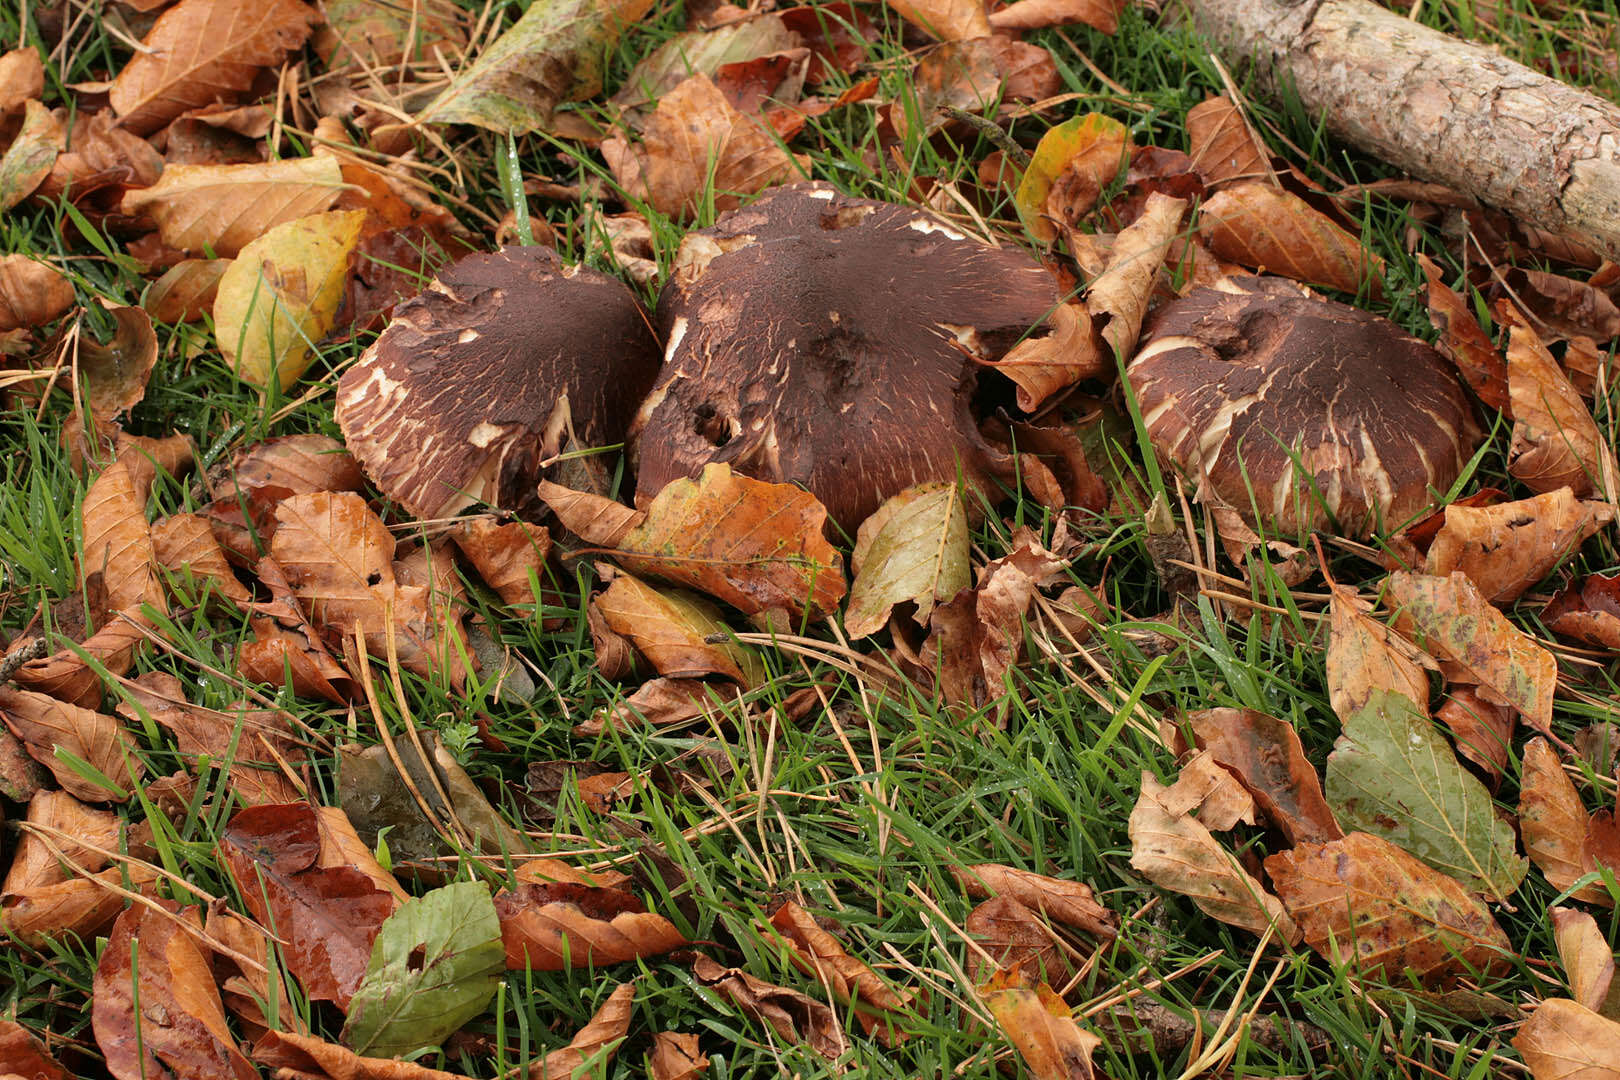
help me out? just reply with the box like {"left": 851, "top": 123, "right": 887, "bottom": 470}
{"left": 1177, "top": 0, "right": 1620, "bottom": 260}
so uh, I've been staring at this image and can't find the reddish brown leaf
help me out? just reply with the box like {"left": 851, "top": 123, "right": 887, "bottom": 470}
{"left": 1520, "top": 737, "right": 1612, "bottom": 906}
{"left": 990, "top": 302, "right": 1104, "bottom": 414}
{"left": 1436, "top": 686, "right": 1516, "bottom": 788}
{"left": 450, "top": 517, "right": 552, "bottom": 608}
{"left": 965, "top": 896, "right": 1074, "bottom": 987}
{"left": 254, "top": 1030, "right": 466, "bottom": 1080}
{"left": 0, "top": 48, "right": 44, "bottom": 113}
{"left": 240, "top": 556, "right": 356, "bottom": 704}
{"left": 109, "top": 0, "right": 321, "bottom": 135}
{"left": 1265, "top": 832, "right": 1512, "bottom": 985}
{"left": 768, "top": 902, "right": 918, "bottom": 1045}
{"left": 81, "top": 459, "right": 164, "bottom": 618}
{"left": 950, "top": 864, "right": 1116, "bottom": 940}
{"left": 980, "top": 969, "right": 1102, "bottom": 1080}
{"left": 1515, "top": 267, "right": 1620, "bottom": 342}
{"left": 1416, "top": 253, "right": 1510, "bottom": 412}
{"left": 0, "top": 253, "right": 74, "bottom": 331}
{"left": 0, "top": 685, "right": 143, "bottom": 801}
{"left": 989, "top": 0, "right": 1123, "bottom": 33}
{"left": 1085, "top": 192, "right": 1186, "bottom": 359}
{"left": 152, "top": 512, "right": 251, "bottom": 603}
{"left": 648, "top": 1031, "right": 708, "bottom": 1080}
{"left": 11, "top": 610, "right": 148, "bottom": 709}
{"left": 577, "top": 677, "right": 745, "bottom": 737}
{"left": 1185, "top": 95, "right": 1272, "bottom": 190}
{"left": 91, "top": 900, "right": 257, "bottom": 1080}
{"left": 1425, "top": 487, "right": 1610, "bottom": 605}
{"left": 530, "top": 982, "right": 636, "bottom": 1079}
{"left": 1545, "top": 572, "right": 1620, "bottom": 651}
{"left": 1177, "top": 708, "right": 1341, "bottom": 845}
{"left": 1512, "top": 998, "right": 1620, "bottom": 1080}
{"left": 1505, "top": 310, "right": 1617, "bottom": 498}
{"left": 217, "top": 434, "right": 366, "bottom": 512}
{"left": 0, "top": 1020, "right": 70, "bottom": 1080}
{"left": 691, "top": 954, "right": 845, "bottom": 1060}
{"left": 495, "top": 882, "right": 687, "bottom": 970}
{"left": 206, "top": 905, "right": 305, "bottom": 1039}
{"left": 0, "top": 862, "right": 162, "bottom": 947}
{"left": 76, "top": 303, "right": 158, "bottom": 420}
{"left": 1198, "top": 181, "right": 1384, "bottom": 297}
{"left": 592, "top": 572, "right": 756, "bottom": 684}
{"left": 218, "top": 802, "right": 397, "bottom": 1009}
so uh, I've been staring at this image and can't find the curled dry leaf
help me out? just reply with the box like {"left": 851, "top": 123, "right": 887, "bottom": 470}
{"left": 109, "top": 0, "right": 321, "bottom": 135}
{"left": 1158, "top": 751, "right": 1258, "bottom": 831}
{"left": 0, "top": 1020, "right": 69, "bottom": 1080}
{"left": 2, "top": 790, "right": 122, "bottom": 891}
{"left": 495, "top": 882, "right": 687, "bottom": 970}
{"left": 254, "top": 1030, "right": 466, "bottom": 1080}
{"left": 1384, "top": 571, "right": 1556, "bottom": 733}
{"left": 1416, "top": 253, "right": 1510, "bottom": 413}
{"left": 1177, "top": 708, "right": 1342, "bottom": 845}
{"left": 950, "top": 863, "right": 1115, "bottom": 940}
{"left": 215, "top": 209, "right": 366, "bottom": 390}
{"left": 1185, "top": 94, "right": 1272, "bottom": 190}
{"left": 0, "top": 860, "right": 162, "bottom": 947}
{"left": 1512, "top": 998, "right": 1620, "bottom": 1080}
{"left": 91, "top": 900, "right": 257, "bottom": 1080}
{"left": 81, "top": 458, "right": 164, "bottom": 618}
{"left": 1198, "top": 182, "right": 1384, "bottom": 297}
{"left": 692, "top": 954, "right": 845, "bottom": 1061}
{"left": 602, "top": 74, "right": 805, "bottom": 221}
{"left": 450, "top": 517, "right": 552, "bottom": 608}
{"left": 648, "top": 1031, "right": 708, "bottom": 1080}
{"left": 206, "top": 904, "right": 304, "bottom": 1038}
{"left": 218, "top": 801, "right": 398, "bottom": 1009}
{"left": 1520, "top": 737, "right": 1612, "bottom": 906}
{"left": 990, "top": 302, "right": 1104, "bottom": 414}
{"left": 845, "top": 483, "right": 970, "bottom": 639}
{"left": 593, "top": 572, "right": 757, "bottom": 684}
{"left": 989, "top": 0, "right": 1124, "bottom": 33}
{"left": 1015, "top": 113, "right": 1129, "bottom": 244}
{"left": 531, "top": 981, "right": 636, "bottom": 1079}
{"left": 0, "top": 254, "right": 74, "bottom": 331}
{"left": 887, "top": 0, "right": 990, "bottom": 39}
{"left": 1128, "top": 772, "right": 1300, "bottom": 943}
{"left": 144, "top": 259, "right": 231, "bottom": 323}
{"left": 11, "top": 611, "right": 148, "bottom": 709}
{"left": 152, "top": 512, "right": 252, "bottom": 603}
{"left": 1505, "top": 313, "right": 1618, "bottom": 498}
{"left": 579, "top": 677, "right": 745, "bottom": 737}
{"left": 1085, "top": 192, "right": 1187, "bottom": 359}
{"left": 0, "top": 100, "right": 63, "bottom": 211}
{"left": 76, "top": 303, "right": 158, "bottom": 420}
{"left": 1266, "top": 832, "right": 1511, "bottom": 985}
{"left": 1544, "top": 572, "right": 1620, "bottom": 651}
{"left": 240, "top": 557, "right": 356, "bottom": 705}
{"left": 1553, "top": 907, "right": 1620, "bottom": 1019}
{"left": 980, "top": 970, "right": 1102, "bottom": 1080}
{"left": 122, "top": 157, "right": 344, "bottom": 258}
{"left": 768, "top": 902, "right": 917, "bottom": 1045}
{"left": 0, "top": 686, "right": 143, "bottom": 801}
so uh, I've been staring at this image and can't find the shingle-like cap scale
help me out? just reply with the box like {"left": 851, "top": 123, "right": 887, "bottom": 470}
{"left": 334, "top": 247, "right": 662, "bottom": 519}
{"left": 630, "top": 183, "right": 1067, "bottom": 531}
{"left": 1128, "top": 277, "right": 1476, "bottom": 537}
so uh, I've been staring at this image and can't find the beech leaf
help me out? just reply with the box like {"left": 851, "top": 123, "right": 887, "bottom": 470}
{"left": 1425, "top": 487, "right": 1610, "bottom": 605}
{"left": 121, "top": 157, "right": 345, "bottom": 258}
{"left": 81, "top": 459, "right": 164, "bottom": 618}
{"left": 1014, "top": 113, "right": 1129, "bottom": 243}
{"left": 1198, "top": 181, "right": 1384, "bottom": 297}
{"left": 648, "top": 1031, "right": 708, "bottom": 1080}
{"left": 1512, "top": 998, "right": 1620, "bottom": 1080}
{"left": 592, "top": 572, "right": 758, "bottom": 684}
{"left": 0, "top": 100, "right": 62, "bottom": 211}
{"left": 988, "top": 0, "right": 1123, "bottom": 34}
{"left": 1416, "top": 253, "right": 1509, "bottom": 413}
{"left": 1085, "top": 192, "right": 1187, "bottom": 359}
{"left": 950, "top": 863, "right": 1116, "bottom": 940}
{"left": 1520, "top": 737, "right": 1612, "bottom": 906}
{"left": 0, "top": 686, "right": 143, "bottom": 802}
{"left": 1185, "top": 94, "right": 1271, "bottom": 190}
{"left": 980, "top": 970, "right": 1102, "bottom": 1080}
{"left": 532, "top": 982, "right": 636, "bottom": 1078}
{"left": 495, "top": 881, "right": 688, "bottom": 970}
{"left": 1178, "top": 707, "right": 1342, "bottom": 845}
{"left": 0, "top": 254, "right": 74, "bottom": 331}
{"left": 1505, "top": 311, "right": 1618, "bottom": 498}
{"left": 691, "top": 954, "right": 845, "bottom": 1060}
{"left": 845, "top": 483, "right": 970, "bottom": 638}
{"left": 768, "top": 902, "right": 918, "bottom": 1045}
{"left": 1552, "top": 907, "right": 1620, "bottom": 1019}
{"left": 886, "top": 0, "right": 990, "bottom": 40}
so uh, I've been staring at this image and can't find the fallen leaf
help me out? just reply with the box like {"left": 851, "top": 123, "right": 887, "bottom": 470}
{"left": 0, "top": 48, "right": 44, "bottom": 112}
{"left": 981, "top": 969, "right": 1102, "bottom": 1080}
{"left": 1505, "top": 311, "right": 1617, "bottom": 498}
{"left": 214, "top": 209, "right": 366, "bottom": 390}
{"left": 316, "top": 0, "right": 468, "bottom": 72}
{"left": 450, "top": 517, "right": 552, "bottom": 608}
{"left": 240, "top": 558, "right": 356, "bottom": 705}
{"left": 1015, "top": 113, "right": 1129, "bottom": 244}
{"left": 887, "top": 0, "right": 989, "bottom": 39}
{"left": 1553, "top": 907, "right": 1620, "bottom": 1019}
{"left": 1520, "top": 737, "right": 1612, "bottom": 905}
{"left": 0, "top": 1020, "right": 69, "bottom": 1080}
{"left": 0, "top": 862, "right": 162, "bottom": 947}
{"left": 647, "top": 1031, "right": 708, "bottom": 1080}
{"left": 965, "top": 895, "right": 1074, "bottom": 986}
{"left": 1, "top": 789, "right": 123, "bottom": 891}
{"left": 845, "top": 483, "right": 970, "bottom": 638}
{"left": 768, "top": 902, "right": 917, "bottom": 1044}
{"left": 81, "top": 458, "right": 164, "bottom": 619}
{"left": 254, "top": 1030, "right": 467, "bottom": 1080}
{"left": 495, "top": 882, "right": 687, "bottom": 969}
{"left": 990, "top": 302, "right": 1104, "bottom": 414}
{"left": 215, "top": 432, "right": 367, "bottom": 524}
{"left": 91, "top": 900, "right": 257, "bottom": 1080}
{"left": 152, "top": 512, "right": 252, "bottom": 603}
{"left": 1198, "top": 181, "right": 1384, "bottom": 297}
{"left": 408, "top": 0, "right": 654, "bottom": 134}
{"left": 1416, "top": 253, "right": 1510, "bottom": 413}
{"left": 1185, "top": 94, "right": 1271, "bottom": 190}
{"left": 0, "top": 100, "right": 63, "bottom": 210}
{"left": 1512, "top": 998, "right": 1620, "bottom": 1080}
{"left": 900, "top": 36, "right": 1059, "bottom": 140}
{"left": 1515, "top": 267, "right": 1620, "bottom": 343}
{"left": 1159, "top": 750, "right": 1259, "bottom": 831}
{"left": 109, "top": 0, "right": 321, "bottom": 135}
{"left": 531, "top": 982, "right": 636, "bottom": 1078}
{"left": 1128, "top": 772, "right": 1300, "bottom": 942}
{"left": 1545, "top": 572, "right": 1620, "bottom": 651}
{"left": 1085, "top": 192, "right": 1186, "bottom": 359}
{"left": 1267, "top": 831, "right": 1511, "bottom": 985}
{"left": 1324, "top": 689, "right": 1526, "bottom": 901}
{"left": 593, "top": 572, "right": 757, "bottom": 684}
{"left": 602, "top": 74, "right": 804, "bottom": 221}
{"left": 342, "top": 882, "right": 505, "bottom": 1060}
{"left": 1425, "top": 488, "right": 1610, "bottom": 604}
{"left": 0, "top": 686, "right": 143, "bottom": 801}
{"left": 950, "top": 863, "right": 1116, "bottom": 940}
{"left": 691, "top": 954, "right": 845, "bottom": 1060}
{"left": 1384, "top": 570, "right": 1556, "bottom": 733}
{"left": 614, "top": 18, "right": 801, "bottom": 109}
{"left": 11, "top": 610, "right": 149, "bottom": 709}
{"left": 218, "top": 801, "right": 398, "bottom": 1009}
{"left": 206, "top": 904, "right": 305, "bottom": 1038}
{"left": 578, "top": 676, "right": 745, "bottom": 737}
{"left": 75, "top": 303, "right": 158, "bottom": 421}
{"left": 0, "top": 254, "right": 74, "bottom": 331}
{"left": 121, "top": 156, "right": 345, "bottom": 257}
{"left": 1177, "top": 708, "right": 1343, "bottom": 845}
{"left": 1436, "top": 686, "right": 1516, "bottom": 789}
{"left": 988, "top": 0, "right": 1123, "bottom": 33}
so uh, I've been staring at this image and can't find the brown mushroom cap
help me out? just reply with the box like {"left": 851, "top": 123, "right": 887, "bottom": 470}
{"left": 335, "top": 247, "right": 662, "bottom": 519}
{"left": 629, "top": 183, "right": 1067, "bottom": 530}
{"left": 1128, "top": 277, "right": 1476, "bottom": 537}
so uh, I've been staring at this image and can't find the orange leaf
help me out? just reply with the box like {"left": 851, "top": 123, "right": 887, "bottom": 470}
{"left": 1425, "top": 487, "right": 1611, "bottom": 604}
{"left": 1520, "top": 737, "right": 1612, "bottom": 906}
{"left": 1544, "top": 572, "right": 1620, "bottom": 652}
{"left": 988, "top": 0, "right": 1123, "bottom": 33}
{"left": 1552, "top": 907, "right": 1620, "bottom": 1018}
{"left": 964, "top": 896, "right": 1073, "bottom": 986}
{"left": 81, "top": 459, "right": 164, "bottom": 618}
{"left": 1416, "top": 253, "right": 1509, "bottom": 413}
{"left": 1505, "top": 311, "right": 1618, "bottom": 498}
{"left": 981, "top": 971, "right": 1102, "bottom": 1080}
{"left": 592, "top": 572, "right": 757, "bottom": 684}
{"left": 1185, "top": 94, "right": 1272, "bottom": 190}
{"left": 691, "top": 954, "right": 845, "bottom": 1060}
{"left": 11, "top": 610, "right": 150, "bottom": 709}
{"left": 1084, "top": 191, "right": 1187, "bottom": 359}
{"left": 152, "top": 512, "right": 252, "bottom": 603}
{"left": 0, "top": 253, "right": 73, "bottom": 331}
{"left": 255, "top": 1030, "right": 467, "bottom": 1080}
{"left": 1176, "top": 708, "right": 1342, "bottom": 845}
{"left": 1325, "top": 583, "right": 1432, "bottom": 726}
{"left": 949, "top": 863, "right": 1116, "bottom": 939}
{"left": 1198, "top": 181, "right": 1384, "bottom": 297}
{"left": 0, "top": 1020, "right": 69, "bottom": 1080}
{"left": 451, "top": 517, "right": 552, "bottom": 608}
{"left": 1512, "top": 998, "right": 1620, "bottom": 1080}
{"left": 648, "top": 1031, "right": 709, "bottom": 1080}
{"left": 530, "top": 982, "right": 636, "bottom": 1079}
{"left": 0, "top": 686, "right": 143, "bottom": 802}
{"left": 496, "top": 882, "right": 688, "bottom": 970}
{"left": 767, "top": 901, "right": 919, "bottom": 1045}
{"left": 0, "top": 863, "right": 161, "bottom": 947}
{"left": 886, "top": 0, "right": 990, "bottom": 40}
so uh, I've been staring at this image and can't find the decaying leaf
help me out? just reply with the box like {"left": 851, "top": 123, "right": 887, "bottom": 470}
{"left": 768, "top": 902, "right": 917, "bottom": 1045}
{"left": 692, "top": 954, "right": 845, "bottom": 1060}
{"left": 949, "top": 863, "right": 1116, "bottom": 940}
{"left": 1425, "top": 488, "right": 1610, "bottom": 605}
{"left": 1324, "top": 689, "right": 1526, "bottom": 902}
{"left": 214, "top": 433, "right": 366, "bottom": 529}
{"left": 91, "top": 900, "right": 257, "bottom": 1080}
{"left": 1416, "top": 253, "right": 1510, "bottom": 412}
{"left": 1384, "top": 571, "right": 1556, "bottom": 733}
{"left": 1553, "top": 907, "right": 1620, "bottom": 1019}
{"left": 1185, "top": 94, "right": 1271, "bottom": 190}
{"left": 0, "top": 100, "right": 63, "bottom": 211}
{"left": 121, "top": 157, "right": 345, "bottom": 257}
{"left": 981, "top": 969, "right": 1102, "bottom": 1080}
{"left": 1512, "top": 998, "right": 1620, "bottom": 1080}
{"left": 11, "top": 611, "right": 149, "bottom": 709}
{"left": 531, "top": 982, "right": 636, "bottom": 1079}
{"left": 316, "top": 0, "right": 468, "bottom": 72}
{"left": 1158, "top": 750, "right": 1259, "bottom": 831}
{"left": 1128, "top": 772, "right": 1300, "bottom": 942}
{"left": 2, "top": 789, "right": 123, "bottom": 891}
{"left": 206, "top": 904, "right": 304, "bottom": 1038}
{"left": 144, "top": 259, "right": 231, "bottom": 323}
{"left": 152, "top": 512, "right": 252, "bottom": 603}
{"left": 1436, "top": 686, "right": 1516, "bottom": 789}
{"left": 0, "top": 254, "right": 74, "bottom": 331}
{"left": 886, "top": 0, "right": 990, "bottom": 40}
{"left": 1505, "top": 312, "right": 1617, "bottom": 498}
{"left": 0, "top": 860, "right": 162, "bottom": 947}
{"left": 1329, "top": 587, "right": 1431, "bottom": 726}
{"left": 1545, "top": 572, "right": 1620, "bottom": 652}
{"left": 1178, "top": 708, "right": 1342, "bottom": 845}
{"left": 254, "top": 1030, "right": 465, "bottom": 1080}
{"left": 593, "top": 572, "right": 757, "bottom": 684}
{"left": 579, "top": 676, "right": 746, "bottom": 737}
{"left": 1015, "top": 113, "right": 1129, "bottom": 244}
{"left": 0, "top": 1020, "right": 69, "bottom": 1080}
{"left": 1266, "top": 832, "right": 1511, "bottom": 985}
{"left": 0, "top": 48, "right": 45, "bottom": 112}
{"left": 81, "top": 459, "right": 164, "bottom": 618}
{"left": 450, "top": 517, "right": 552, "bottom": 608}
{"left": 990, "top": 302, "right": 1105, "bottom": 414}
{"left": 214, "top": 209, "right": 366, "bottom": 390}
{"left": 845, "top": 483, "right": 970, "bottom": 638}
{"left": 495, "top": 881, "right": 687, "bottom": 970}
{"left": 1198, "top": 182, "right": 1384, "bottom": 297}
{"left": 75, "top": 303, "right": 158, "bottom": 421}
{"left": 1085, "top": 192, "right": 1187, "bottom": 359}
{"left": 965, "top": 896, "right": 1075, "bottom": 987}
{"left": 0, "top": 685, "right": 143, "bottom": 802}
{"left": 648, "top": 1031, "right": 708, "bottom": 1080}
{"left": 1520, "top": 737, "right": 1612, "bottom": 905}
{"left": 240, "top": 558, "right": 356, "bottom": 705}
{"left": 988, "top": 0, "right": 1124, "bottom": 33}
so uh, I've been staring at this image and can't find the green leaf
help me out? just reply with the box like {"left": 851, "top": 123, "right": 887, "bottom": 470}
{"left": 1325, "top": 689, "right": 1527, "bottom": 902}
{"left": 843, "top": 483, "right": 970, "bottom": 639}
{"left": 341, "top": 881, "right": 506, "bottom": 1059}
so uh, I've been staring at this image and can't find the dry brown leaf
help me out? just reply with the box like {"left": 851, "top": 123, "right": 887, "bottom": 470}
{"left": 11, "top": 610, "right": 149, "bottom": 709}
{"left": 76, "top": 303, "right": 158, "bottom": 420}
{"left": 1128, "top": 772, "right": 1300, "bottom": 942}
{"left": 577, "top": 677, "right": 745, "bottom": 737}
{"left": 1326, "top": 583, "right": 1432, "bottom": 724}
{"left": 1185, "top": 94, "right": 1272, "bottom": 190}
{"left": 0, "top": 48, "right": 44, "bottom": 112}
{"left": 38, "top": 108, "right": 165, "bottom": 205}
{"left": 1545, "top": 572, "right": 1620, "bottom": 652}
{"left": 240, "top": 556, "right": 357, "bottom": 705}
{"left": 152, "top": 512, "right": 252, "bottom": 603}
{"left": 0, "top": 862, "right": 161, "bottom": 947}
{"left": 1437, "top": 686, "right": 1516, "bottom": 789}
{"left": 496, "top": 882, "right": 688, "bottom": 970}
{"left": 313, "top": 805, "right": 409, "bottom": 904}
{"left": 1512, "top": 998, "right": 1620, "bottom": 1080}
{"left": 991, "top": 302, "right": 1104, "bottom": 413}
{"left": 109, "top": 0, "right": 321, "bottom": 135}
{"left": 451, "top": 517, "right": 552, "bottom": 608}
{"left": 1266, "top": 831, "right": 1511, "bottom": 985}
{"left": 592, "top": 572, "right": 756, "bottom": 684}
{"left": 1505, "top": 312, "right": 1618, "bottom": 498}
{"left": 0, "top": 254, "right": 74, "bottom": 331}
{"left": 602, "top": 74, "right": 804, "bottom": 221}
{"left": 220, "top": 433, "right": 367, "bottom": 508}
{"left": 1553, "top": 907, "right": 1620, "bottom": 1019}
{"left": 122, "top": 157, "right": 345, "bottom": 258}
{"left": 1517, "top": 268, "right": 1620, "bottom": 343}
{"left": 1, "top": 789, "right": 123, "bottom": 891}
{"left": 1520, "top": 737, "right": 1612, "bottom": 905}
{"left": 988, "top": 0, "right": 1123, "bottom": 33}
{"left": 1159, "top": 750, "right": 1259, "bottom": 831}
{"left": 1416, "top": 253, "right": 1510, "bottom": 413}
{"left": 530, "top": 982, "right": 636, "bottom": 1079}
{"left": 1198, "top": 181, "right": 1384, "bottom": 297}
{"left": 1177, "top": 708, "right": 1343, "bottom": 845}
{"left": 254, "top": 1030, "right": 467, "bottom": 1080}
{"left": 0, "top": 685, "right": 143, "bottom": 801}
{"left": 964, "top": 895, "right": 1074, "bottom": 987}
{"left": 207, "top": 904, "right": 306, "bottom": 1038}
{"left": 144, "top": 259, "right": 230, "bottom": 323}
{"left": 768, "top": 901, "right": 917, "bottom": 1045}
{"left": 0, "top": 1019, "right": 70, "bottom": 1080}
{"left": 81, "top": 459, "right": 164, "bottom": 618}
{"left": 0, "top": 100, "right": 63, "bottom": 211}
{"left": 887, "top": 0, "right": 990, "bottom": 39}
{"left": 980, "top": 970, "right": 1102, "bottom": 1080}
{"left": 648, "top": 1031, "right": 708, "bottom": 1080}
{"left": 691, "top": 954, "right": 846, "bottom": 1060}
{"left": 950, "top": 863, "right": 1116, "bottom": 939}
{"left": 1085, "top": 192, "right": 1186, "bottom": 360}
{"left": 91, "top": 900, "right": 256, "bottom": 1080}
{"left": 1426, "top": 488, "right": 1611, "bottom": 604}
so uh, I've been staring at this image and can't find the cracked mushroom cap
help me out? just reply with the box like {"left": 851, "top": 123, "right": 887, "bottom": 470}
{"left": 629, "top": 183, "right": 1068, "bottom": 530}
{"left": 335, "top": 247, "right": 662, "bottom": 519}
{"left": 1128, "top": 277, "right": 1476, "bottom": 537}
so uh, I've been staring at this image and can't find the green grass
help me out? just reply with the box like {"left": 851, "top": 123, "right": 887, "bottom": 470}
{"left": 4, "top": 0, "right": 1620, "bottom": 1077}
